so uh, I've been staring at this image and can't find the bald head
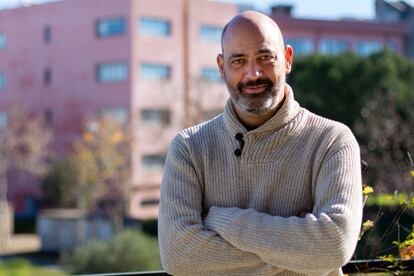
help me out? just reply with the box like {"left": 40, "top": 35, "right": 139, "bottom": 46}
{"left": 221, "top": 11, "right": 285, "bottom": 55}
{"left": 216, "top": 10, "right": 293, "bottom": 128}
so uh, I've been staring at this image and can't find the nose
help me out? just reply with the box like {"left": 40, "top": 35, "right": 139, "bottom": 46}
{"left": 245, "top": 61, "right": 262, "bottom": 81}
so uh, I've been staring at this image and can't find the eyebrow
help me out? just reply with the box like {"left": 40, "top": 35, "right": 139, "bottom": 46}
{"left": 228, "top": 53, "right": 245, "bottom": 59}
{"left": 228, "top": 48, "right": 275, "bottom": 59}
{"left": 256, "top": 48, "right": 274, "bottom": 54}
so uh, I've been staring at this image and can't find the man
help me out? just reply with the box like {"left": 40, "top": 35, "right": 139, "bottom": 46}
{"left": 158, "top": 11, "right": 362, "bottom": 276}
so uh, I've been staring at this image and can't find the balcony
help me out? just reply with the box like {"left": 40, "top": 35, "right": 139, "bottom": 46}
{"left": 76, "top": 259, "right": 414, "bottom": 275}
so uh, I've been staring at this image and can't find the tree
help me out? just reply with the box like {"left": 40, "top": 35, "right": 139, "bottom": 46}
{"left": 0, "top": 107, "right": 52, "bottom": 248}
{"left": 288, "top": 50, "right": 414, "bottom": 193}
{"left": 41, "top": 158, "right": 78, "bottom": 208}
{"left": 354, "top": 90, "right": 414, "bottom": 193}
{"left": 185, "top": 75, "right": 227, "bottom": 127}
{"left": 69, "top": 116, "right": 131, "bottom": 231}
{"left": 288, "top": 50, "right": 414, "bottom": 127}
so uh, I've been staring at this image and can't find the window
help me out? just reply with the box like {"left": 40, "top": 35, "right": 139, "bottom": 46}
{"left": 96, "top": 17, "right": 126, "bottom": 37}
{"left": 0, "top": 73, "right": 5, "bottom": 90}
{"left": 44, "top": 109, "right": 53, "bottom": 126}
{"left": 355, "top": 40, "right": 383, "bottom": 56}
{"left": 201, "top": 67, "right": 222, "bottom": 83}
{"left": 285, "top": 38, "right": 313, "bottom": 56}
{"left": 100, "top": 106, "right": 129, "bottom": 123}
{"left": 199, "top": 25, "right": 223, "bottom": 42}
{"left": 140, "top": 63, "right": 170, "bottom": 81}
{"left": 0, "top": 32, "right": 6, "bottom": 49}
{"left": 0, "top": 112, "right": 7, "bottom": 128}
{"left": 139, "top": 17, "right": 171, "bottom": 37}
{"left": 318, "top": 39, "right": 348, "bottom": 55}
{"left": 43, "top": 25, "right": 51, "bottom": 43}
{"left": 97, "top": 63, "right": 128, "bottom": 83}
{"left": 141, "top": 154, "right": 166, "bottom": 170}
{"left": 44, "top": 68, "right": 52, "bottom": 85}
{"left": 140, "top": 199, "right": 159, "bottom": 207}
{"left": 141, "top": 109, "right": 170, "bottom": 125}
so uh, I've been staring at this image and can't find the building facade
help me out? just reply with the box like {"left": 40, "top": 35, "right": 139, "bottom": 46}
{"left": 271, "top": 5, "right": 409, "bottom": 57}
{"left": 0, "top": 0, "right": 409, "bottom": 219}
{"left": 375, "top": 0, "right": 414, "bottom": 59}
{"left": 0, "top": 0, "right": 236, "bottom": 219}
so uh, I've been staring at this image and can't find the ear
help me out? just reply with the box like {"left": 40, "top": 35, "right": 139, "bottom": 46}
{"left": 217, "top": 54, "right": 225, "bottom": 80}
{"left": 284, "top": 45, "right": 293, "bottom": 74}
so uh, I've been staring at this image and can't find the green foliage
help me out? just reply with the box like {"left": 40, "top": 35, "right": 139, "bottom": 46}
{"left": 62, "top": 229, "right": 161, "bottom": 274}
{"left": 70, "top": 117, "right": 132, "bottom": 232}
{"left": 290, "top": 51, "right": 414, "bottom": 193}
{"left": 0, "top": 259, "right": 68, "bottom": 276}
{"left": 41, "top": 158, "right": 78, "bottom": 208}
{"left": 289, "top": 53, "right": 372, "bottom": 126}
{"left": 368, "top": 51, "right": 414, "bottom": 106}
{"left": 358, "top": 185, "right": 414, "bottom": 273}
{"left": 365, "top": 193, "right": 414, "bottom": 207}
{"left": 394, "top": 225, "right": 414, "bottom": 258}
{"left": 288, "top": 51, "right": 414, "bottom": 127}
{"left": 42, "top": 116, "right": 132, "bottom": 231}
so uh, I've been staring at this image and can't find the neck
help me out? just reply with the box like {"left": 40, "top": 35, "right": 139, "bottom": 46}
{"left": 234, "top": 91, "right": 286, "bottom": 130}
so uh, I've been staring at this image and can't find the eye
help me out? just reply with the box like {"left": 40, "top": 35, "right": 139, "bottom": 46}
{"left": 258, "top": 55, "right": 275, "bottom": 63}
{"left": 230, "top": 58, "right": 245, "bottom": 67}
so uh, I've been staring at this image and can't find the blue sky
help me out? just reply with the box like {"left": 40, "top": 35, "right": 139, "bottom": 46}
{"left": 1, "top": 0, "right": 414, "bottom": 20}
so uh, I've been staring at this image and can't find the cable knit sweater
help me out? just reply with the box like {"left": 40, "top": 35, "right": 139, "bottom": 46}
{"left": 158, "top": 85, "right": 363, "bottom": 276}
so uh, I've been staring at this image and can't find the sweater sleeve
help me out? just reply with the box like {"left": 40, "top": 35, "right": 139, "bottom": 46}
{"left": 158, "top": 135, "right": 277, "bottom": 275}
{"left": 203, "top": 139, "right": 363, "bottom": 273}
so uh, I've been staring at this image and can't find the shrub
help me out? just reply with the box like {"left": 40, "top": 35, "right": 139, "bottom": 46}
{"left": 62, "top": 229, "right": 161, "bottom": 274}
{"left": 0, "top": 259, "right": 68, "bottom": 276}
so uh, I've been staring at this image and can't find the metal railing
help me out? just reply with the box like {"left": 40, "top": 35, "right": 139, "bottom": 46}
{"left": 77, "top": 259, "right": 414, "bottom": 275}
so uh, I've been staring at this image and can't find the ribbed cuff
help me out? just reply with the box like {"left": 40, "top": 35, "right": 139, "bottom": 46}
{"left": 204, "top": 206, "right": 240, "bottom": 233}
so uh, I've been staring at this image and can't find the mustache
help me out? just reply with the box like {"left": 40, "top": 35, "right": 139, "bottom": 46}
{"left": 237, "top": 78, "right": 274, "bottom": 91}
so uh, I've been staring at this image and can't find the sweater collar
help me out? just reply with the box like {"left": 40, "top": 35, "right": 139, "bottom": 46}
{"left": 223, "top": 84, "right": 301, "bottom": 136}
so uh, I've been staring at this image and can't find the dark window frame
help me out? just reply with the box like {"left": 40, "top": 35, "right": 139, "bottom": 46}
{"left": 140, "top": 109, "right": 171, "bottom": 125}
{"left": 44, "top": 68, "right": 52, "bottom": 85}
{"left": 199, "top": 25, "right": 223, "bottom": 42}
{"left": 43, "top": 25, "right": 51, "bottom": 43}
{"left": 96, "top": 62, "right": 129, "bottom": 83}
{"left": 44, "top": 109, "right": 53, "bottom": 126}
{"left": 201, "top": 67, "right": 222, "bottom": 83}
{"left": 0, "top": 32, "right": 6, "bottom": 49}
{"left": 0, "top": 73, "right": 6, "bottom": 90}
{"left": 141, "top": 154, "right": 166, "bottom": 170}
{"left": 139, "top": 16, "right": 171, "bottom": 37}
{"left": 139, "top": 63, "right": 171, "bottom": 81}
{"left": 96, "top": 16, "right": 127, "bottom": 38}
{"left": 140, "top": 199, "right": 159, "bottom": 207}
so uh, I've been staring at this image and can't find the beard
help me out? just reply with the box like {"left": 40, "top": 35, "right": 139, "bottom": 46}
{"left": 224, "top": 75, "right": 285, "bottom": 115}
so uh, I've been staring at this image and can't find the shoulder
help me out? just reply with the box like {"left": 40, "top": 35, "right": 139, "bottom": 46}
{"left": 304, "top": 109, "right": 355, "bottom": 138}
{"left": 166, "top": 114, "right": 225, "bottom": 169}
{"left": 171, "top": 114, "right": 225, "bottom": 150}
{"left": 301, "top": 109, "right": 359, "bottom": 151}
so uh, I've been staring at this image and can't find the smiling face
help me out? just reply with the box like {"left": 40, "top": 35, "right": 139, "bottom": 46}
{"left": 217, "top": 12, "right": 293, "bottom": 128}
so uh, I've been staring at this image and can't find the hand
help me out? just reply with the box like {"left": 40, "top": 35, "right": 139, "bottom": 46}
{"left": 297, "top": 210, "right": 310, "bottom": 218}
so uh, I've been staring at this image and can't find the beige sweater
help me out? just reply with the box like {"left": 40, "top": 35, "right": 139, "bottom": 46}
{"left": 158, "top": 86, "right": 363, "bottom": 276}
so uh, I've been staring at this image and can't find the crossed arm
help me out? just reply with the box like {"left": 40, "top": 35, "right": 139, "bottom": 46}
{"left": 158, "top": 136, "right": 363, "bottom": 275}
{"left": 158, "top": 138, "right": 277, "bottom": 275}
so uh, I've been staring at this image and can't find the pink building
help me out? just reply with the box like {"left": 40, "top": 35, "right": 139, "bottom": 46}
{"left": 0, "top": 0, "right": 408, "bottom": 219}
{"left": 271, "top": 5, "right": 409, "bottom": 56}
{"left": 0, "top": 0, "right": 236, "bottom": 219}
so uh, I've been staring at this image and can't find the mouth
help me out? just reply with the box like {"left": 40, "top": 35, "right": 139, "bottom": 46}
{"left": 241, "top": 84, "right": 269, "bottom": 94}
